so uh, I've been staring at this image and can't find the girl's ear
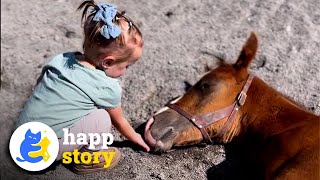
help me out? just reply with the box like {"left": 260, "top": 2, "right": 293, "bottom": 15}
{"left": 233, "top": 32, "right": 258, "bottom": 70}
{"left": 101, "top": 56, "right": 116, "bottom": 69}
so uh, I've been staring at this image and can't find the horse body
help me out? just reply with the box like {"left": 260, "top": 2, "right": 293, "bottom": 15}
{"left": 234, "top": 76, "right": 319, "bottom": 179}
{"left": 144, "top": 33, "right": 320, "bottom": 179}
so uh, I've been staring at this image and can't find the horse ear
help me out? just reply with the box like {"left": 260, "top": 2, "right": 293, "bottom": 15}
{"left": 234, "top": 32, "right": 258, "bottom": 70}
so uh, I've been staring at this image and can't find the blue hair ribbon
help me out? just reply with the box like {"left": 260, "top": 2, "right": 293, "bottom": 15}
{"left": 92, "top": 3, "right": 121, "bottom": 39}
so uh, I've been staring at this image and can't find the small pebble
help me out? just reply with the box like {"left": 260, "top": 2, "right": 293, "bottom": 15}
{"left": 65, "top": 30, "right": 76, "bottom": 38}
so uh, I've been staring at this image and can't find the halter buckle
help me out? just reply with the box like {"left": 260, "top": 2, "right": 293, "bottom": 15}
{"left": 237, "top": 91, "right": 247, "bottom": 106}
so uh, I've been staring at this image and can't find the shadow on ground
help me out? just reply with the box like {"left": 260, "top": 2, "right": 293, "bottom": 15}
{"left": 206, "top": 142, "right": 262, "bottom": 180}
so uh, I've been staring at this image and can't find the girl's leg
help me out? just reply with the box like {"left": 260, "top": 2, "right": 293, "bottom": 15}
{"left": 56, "top": 109, "right": 112, "bottom": 161}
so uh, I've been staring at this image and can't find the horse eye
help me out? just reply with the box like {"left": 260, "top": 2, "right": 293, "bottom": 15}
{"left": 200, "top": 83, "right": 210, "bottom": 90}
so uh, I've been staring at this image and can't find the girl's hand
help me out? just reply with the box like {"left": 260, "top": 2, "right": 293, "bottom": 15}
{"left": 107, "top": 106, "right": 150, "bottom": 152}
{"left": 132, "top": 133, "right": 150, "bottom": 152}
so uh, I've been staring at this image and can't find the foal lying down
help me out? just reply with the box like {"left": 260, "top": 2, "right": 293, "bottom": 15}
{"left": 145, "top": 33, "right": 319, "bottom": 179}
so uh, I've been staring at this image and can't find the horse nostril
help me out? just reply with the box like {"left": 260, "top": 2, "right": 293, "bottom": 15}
{"left": 159, "top": 127, "right": 174, "bottom": 140}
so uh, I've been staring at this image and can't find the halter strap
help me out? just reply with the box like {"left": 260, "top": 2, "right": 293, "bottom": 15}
{"left": 167, "top": 74, "right": 255, "bottom": 143}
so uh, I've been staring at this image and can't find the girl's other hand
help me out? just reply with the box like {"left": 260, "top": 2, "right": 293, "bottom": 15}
{"left": 132, "top": 133, "right": 150, "bottom": 152}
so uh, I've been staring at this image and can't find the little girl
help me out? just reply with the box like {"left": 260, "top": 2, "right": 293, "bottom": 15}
{"left": 16, "top": 0, "right": 149, "bottom": 174}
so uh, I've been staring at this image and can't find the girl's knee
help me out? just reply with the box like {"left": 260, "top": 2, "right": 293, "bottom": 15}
{"left": 93, "top": 109, "right": 112, "bottom": 132}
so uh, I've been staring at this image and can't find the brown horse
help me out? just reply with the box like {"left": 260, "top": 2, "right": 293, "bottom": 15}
{"left": 144, "top": 33, "right": 320, "bottom": 179}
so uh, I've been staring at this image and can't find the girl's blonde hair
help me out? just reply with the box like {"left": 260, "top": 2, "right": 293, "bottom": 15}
{"left": 77, "top": 0, "right": 143, "bottom": 63}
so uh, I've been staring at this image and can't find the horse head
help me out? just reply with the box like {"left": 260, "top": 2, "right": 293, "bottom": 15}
{"left": 144, "top": 32, "right": 258, "bottom": 152}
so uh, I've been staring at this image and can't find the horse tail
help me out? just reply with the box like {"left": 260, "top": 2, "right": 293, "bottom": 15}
{"left": 16, "top": 157, "right": 26, "bottom": 162}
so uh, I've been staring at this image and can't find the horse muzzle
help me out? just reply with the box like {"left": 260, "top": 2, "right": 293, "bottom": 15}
{"left": 144, "top": 117, "right": 175, "bottom": 152}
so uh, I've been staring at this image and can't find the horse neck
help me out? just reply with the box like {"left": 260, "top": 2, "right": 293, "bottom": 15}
{"left": 240, "top": 77, "right": 317, "bottom": 139}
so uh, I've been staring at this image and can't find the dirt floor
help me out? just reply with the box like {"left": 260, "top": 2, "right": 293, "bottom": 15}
{"left": 1, "top": 0, "right": 319, "bottom": 179}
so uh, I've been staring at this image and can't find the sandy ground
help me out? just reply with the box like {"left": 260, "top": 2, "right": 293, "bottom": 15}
{"left": 1, "top": 0, "right": 319, "bottom": 179}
